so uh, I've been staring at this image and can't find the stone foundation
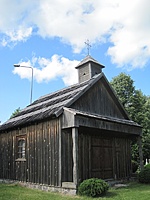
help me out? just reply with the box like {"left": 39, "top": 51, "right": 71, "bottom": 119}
{"left": 0, "top": 179, "right": 76, "bottom": 195}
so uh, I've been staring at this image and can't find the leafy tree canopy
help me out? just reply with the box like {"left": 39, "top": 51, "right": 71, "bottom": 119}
{"left": 110, "top": 73, "right": 135, "bottom": 108}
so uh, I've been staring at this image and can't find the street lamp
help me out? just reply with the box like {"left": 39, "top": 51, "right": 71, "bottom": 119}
{"left": 14, "top": 64, "right": 33, "bottom": 104}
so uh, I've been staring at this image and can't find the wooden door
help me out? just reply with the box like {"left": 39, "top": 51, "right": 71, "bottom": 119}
{"left": 91, "top": 136, "right": 113, "bottom": 179}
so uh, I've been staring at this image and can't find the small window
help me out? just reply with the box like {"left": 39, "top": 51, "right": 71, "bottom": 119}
{"left": 16, "top": 136, "right": 26, "bottom": 159}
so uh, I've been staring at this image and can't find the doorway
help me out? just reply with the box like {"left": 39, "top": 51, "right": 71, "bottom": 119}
{"left": 91, "top": 136, "right": 113, "bottom": 179}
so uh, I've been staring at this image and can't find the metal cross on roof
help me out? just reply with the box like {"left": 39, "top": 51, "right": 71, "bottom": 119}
{"left": 85, "top": 39, "right": 91, "bottom": 55}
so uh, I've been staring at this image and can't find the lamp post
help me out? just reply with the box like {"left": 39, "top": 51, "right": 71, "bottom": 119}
{"left": 14, "top": 64, "right": 33, "bottom": 104}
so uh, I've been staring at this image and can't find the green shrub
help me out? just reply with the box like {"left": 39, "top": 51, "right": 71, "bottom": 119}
{"left": 144, "top": 163, "right": 150, "bottom": 169}
{"left": 78, "top": 178, "right": 109, "bottom": 197}
{"left": 138, "top": 167, "right": 150, "bottom": 183}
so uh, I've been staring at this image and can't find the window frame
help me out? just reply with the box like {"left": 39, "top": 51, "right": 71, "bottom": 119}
{"left": 16, "top": 135, "right": 26, "bottom": 161}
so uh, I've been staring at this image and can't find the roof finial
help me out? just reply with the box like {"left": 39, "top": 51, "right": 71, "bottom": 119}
{"left": 85, "top": 39, "right": 91, "bottom": 56}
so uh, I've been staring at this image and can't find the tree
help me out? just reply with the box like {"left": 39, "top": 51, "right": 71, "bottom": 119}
{"left": 129, "top": 90, "right": 146, "bottom": 124}
{"left": 142, "top": 96, "right": 150, "bottom": 135}
{"left": 10, "top": 107, "right": 21, "bottom": 119}
{"left": 110, "top": 73, "right": 144, "bottom": 122}
{"left": 110, "top": 73, "right": 135, "bottom": 108}
{"left": 141, "top": 96, "right": 150, "bottom": 161}
{"left": 110, "top": 73, "right": 150, "bottom": 164}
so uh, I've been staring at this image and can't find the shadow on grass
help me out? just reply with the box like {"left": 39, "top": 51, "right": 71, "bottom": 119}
{"left": 102, "top": 191, "right": 118, "bottom": 198}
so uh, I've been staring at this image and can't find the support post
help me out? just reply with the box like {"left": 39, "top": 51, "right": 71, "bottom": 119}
{"left": 138, "top": 136, "right": 144, "bottom": 170}
{"left": 58, "top": 119, "right": 62, "bottom": 186}
{"left": 72, "top": 127, "right": 78, "bottom": 186}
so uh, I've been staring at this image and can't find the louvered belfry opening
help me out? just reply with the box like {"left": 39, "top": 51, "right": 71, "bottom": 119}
{"left": 75, "top": 55, "right": 105, "bottom": 83}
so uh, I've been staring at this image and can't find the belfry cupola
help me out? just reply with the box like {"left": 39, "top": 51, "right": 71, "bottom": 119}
{"left": 75, "top": 55, "right": 105, "bottom": 83}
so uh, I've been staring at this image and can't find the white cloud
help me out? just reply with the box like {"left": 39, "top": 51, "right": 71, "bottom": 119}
{"left": 107, "top": 0, "right": 150, "bottom": 69}
{"left": 13, "top": 55, "right": 79, "bottom": 86}
{"left": 1, "top": 0, "right": 150, "bottom": 69}
{"left": 1, "top": 27, "right": 32, "bottom": 47}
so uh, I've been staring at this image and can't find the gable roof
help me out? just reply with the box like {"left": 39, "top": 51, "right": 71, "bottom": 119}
{"left": 0, "top": 72, "right": 135, "bottom": 132}
{"left": 0, "top": 74, "right": 100, "bottom": 131}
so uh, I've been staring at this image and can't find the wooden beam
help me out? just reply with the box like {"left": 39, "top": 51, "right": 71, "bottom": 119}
{"left": 58, "top": 119, "right": 62, "bottom": 186}
{"left": 72, "top": 127, "right": 78, "bottom": 186}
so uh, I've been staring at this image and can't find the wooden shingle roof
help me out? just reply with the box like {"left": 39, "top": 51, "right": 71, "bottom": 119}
{"left": 0, "top": 74, "right": 101, "bottom": 131}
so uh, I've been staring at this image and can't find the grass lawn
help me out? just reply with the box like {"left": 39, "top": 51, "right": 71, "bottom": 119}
{"left": 0, "top": 182, "right": 150, "bottom": 200}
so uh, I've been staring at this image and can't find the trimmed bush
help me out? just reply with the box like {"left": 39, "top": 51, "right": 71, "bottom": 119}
{"left": 138, "top": 166, "right": 150, "bottom": 183}
{"left": 78, "top": 178, "right": 109, "bottom": 197}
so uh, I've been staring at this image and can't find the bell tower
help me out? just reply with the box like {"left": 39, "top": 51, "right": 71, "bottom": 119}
{"left": 75, "top": 55, "right": 105, "bottom": 83}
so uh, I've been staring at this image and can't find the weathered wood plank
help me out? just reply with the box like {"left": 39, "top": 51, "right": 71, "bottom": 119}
{"left": 58, "top": 118, "right": 62, "bottom": 186}
{"left": 72, "top": 127, "right": 78, "bottom": 185}
{"left": 71, "top": 79, "right": 126, "bottom": 119}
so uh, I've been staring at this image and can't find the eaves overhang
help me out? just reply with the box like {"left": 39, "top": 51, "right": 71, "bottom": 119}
{"left": 62, "top": 107, "right": 142, "bottom": 136}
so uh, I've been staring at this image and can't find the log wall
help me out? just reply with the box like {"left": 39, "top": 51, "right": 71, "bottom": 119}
{"left": 0, "top": 118, "right": 60, "bottom": 186}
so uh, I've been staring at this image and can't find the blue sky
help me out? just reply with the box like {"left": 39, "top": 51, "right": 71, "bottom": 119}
{"left": 0, "top": 0, "right": 150, "bottom": 124}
